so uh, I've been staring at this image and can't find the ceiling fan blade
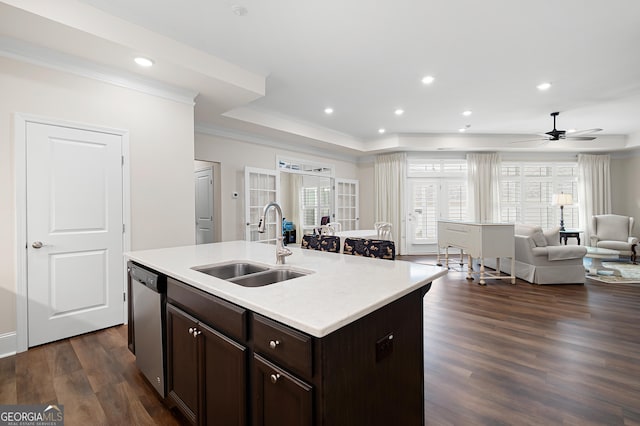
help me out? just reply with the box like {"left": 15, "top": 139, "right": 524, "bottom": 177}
{"left": 566, "top": 128, "right": 603, "bottom": 136}
{"left": 510, "top": 138, "right": 550, "bottom": 145}
{"left": 564, "top": 136, "right": 597, "bottom": 141}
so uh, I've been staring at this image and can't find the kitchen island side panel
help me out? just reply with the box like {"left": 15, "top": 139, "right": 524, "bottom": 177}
{"left": 317, "top": 285, "right": 428, "bottom": 426}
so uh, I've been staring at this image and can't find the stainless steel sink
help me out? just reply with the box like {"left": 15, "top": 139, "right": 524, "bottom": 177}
{"left": 192, "top": 261, "right": 310, "bottom": 287}
{"left": 193, "top": 262, "right": 269, "bottom": 279}
{"left": 228, "top": 269, "right": 308, "bottom": 287}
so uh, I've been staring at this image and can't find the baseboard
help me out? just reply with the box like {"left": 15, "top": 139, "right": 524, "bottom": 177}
{"left": 0, "top": 332, "right": 17, "bottom": 358}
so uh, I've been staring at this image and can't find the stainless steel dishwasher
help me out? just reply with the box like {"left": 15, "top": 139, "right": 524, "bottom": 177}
{"left": 129, "top": 262, "right": 166, "bottom": 398}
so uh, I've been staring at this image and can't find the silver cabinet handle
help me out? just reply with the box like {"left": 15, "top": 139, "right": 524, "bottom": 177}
{"left": 269, "top": 340, "right": 280, "bottom": 349}
{"left": 188, "top": 327, "right": 195, "bottom": 334}
{"left": 32, "top": 241, "right": 44, "bottom": 249}
{"left": 270, "top": 373, "right": 281, "bottom": 384}
{"left": 193, "top": 330, "right": 201, "bottom": 338}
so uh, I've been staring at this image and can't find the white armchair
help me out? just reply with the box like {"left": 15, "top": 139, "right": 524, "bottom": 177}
{"left": 590, "top": 214, "right": 638, "bottom": 263}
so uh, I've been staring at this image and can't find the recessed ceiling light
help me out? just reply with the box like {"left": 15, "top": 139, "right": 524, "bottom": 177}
{"left": 231, "top": 5, "right": 248, "bottom": 16}
{"left": 134, "top": 57, "right": 154, "bottom": 67}
{"left": 394, "top": 109, "right": 404, "bottom": 116}
{"left": 421, "top": 75, "right": 435, "bottom": 85}
{"left": 324, "top": 107, "right": 334, "bottom": 115}
{"left": 462, "top": 110, "right": 472, "bottom": 116}
{"left": 537, "top": 82, "right": 552, "bottom": 91}
{"left": 459, "top": 124, "right": 471, "bottom": 132}
{"left": 378, "top": 128, "right": 386, "bottom": 134}
{"left": 567, "top": 128, "right": 576, "bottom": 133}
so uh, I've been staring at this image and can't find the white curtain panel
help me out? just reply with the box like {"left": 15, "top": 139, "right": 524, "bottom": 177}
{"left": 289, "top": 173, "right": 303, "bottom": 237}
{"left": 466, "top": 153, "right": 501, "bottom": 222}
{"left": 578, "top": 154, "right": 611, "bottom": 244}
{"left": 374, "top": 152, "right": 406, "bottom": 254}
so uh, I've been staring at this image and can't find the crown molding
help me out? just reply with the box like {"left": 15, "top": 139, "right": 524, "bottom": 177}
{"left": 0, "top": 35, "right": 197, "bottom": 105}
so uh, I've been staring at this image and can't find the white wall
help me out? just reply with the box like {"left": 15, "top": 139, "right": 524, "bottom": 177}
{"left": 0, "top": 57, "right": 195, "bottom": 336}
{"left": 195, "top": 132, "right": 361, "bottom": 241}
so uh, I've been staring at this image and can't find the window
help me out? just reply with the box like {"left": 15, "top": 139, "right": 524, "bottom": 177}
{"left": 499, "top": 161, "right": 579, "bottom": 229}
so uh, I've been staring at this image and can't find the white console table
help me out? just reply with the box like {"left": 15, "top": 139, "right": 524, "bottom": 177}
{"left": 437, "top": 220, "right": 516, "bottom": 285}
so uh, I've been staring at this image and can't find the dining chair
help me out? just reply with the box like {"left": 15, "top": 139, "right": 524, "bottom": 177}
{"left": 301, "top": 234, "right": 341, "bottom": 253}
{"left": 374, "top": 222, "right": 393, "bottom": 240}
{"left": 343, "top": 237, "right": 395, "bottom": 260}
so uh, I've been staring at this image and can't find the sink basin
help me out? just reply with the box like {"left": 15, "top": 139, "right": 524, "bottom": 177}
{"left": 229, "top": 269, "right": 308, "bottom": 287}
{"left": 194, "top": 262, "right": 269, "bottom": 279}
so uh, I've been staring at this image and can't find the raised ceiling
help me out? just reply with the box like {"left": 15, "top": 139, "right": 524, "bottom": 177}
{"left": 3, "top": 0, "right": 640, "bottom": 154}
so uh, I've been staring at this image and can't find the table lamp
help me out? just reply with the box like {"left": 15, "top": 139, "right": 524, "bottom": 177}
{"left": 552, "top": 192, "right": 573, "bottom": 231}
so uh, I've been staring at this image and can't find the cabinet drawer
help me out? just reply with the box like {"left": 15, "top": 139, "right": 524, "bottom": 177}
{"left": 167, "top": 277, "right": 246, "bottom": 341}
{"left": 252, "top": 314, "right": 312, "bottom": 379}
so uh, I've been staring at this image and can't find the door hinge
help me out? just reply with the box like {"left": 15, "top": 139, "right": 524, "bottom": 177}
{"left": 121, "top": 155, "right": 125, "bottom": 166}
{"left": 122, "top": 224, "right": 125, "bottom": 233}
{"left": 123, "top": 292, "right": 126, "bottom": 302}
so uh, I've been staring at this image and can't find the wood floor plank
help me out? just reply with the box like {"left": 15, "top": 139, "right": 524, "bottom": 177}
{"left": 410, "top": 254, "right": 640, "bottom": 426}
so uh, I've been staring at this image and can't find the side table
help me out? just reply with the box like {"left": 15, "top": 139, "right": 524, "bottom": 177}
{"left": 559, "top": 229, "right": 583, "bottom": 245}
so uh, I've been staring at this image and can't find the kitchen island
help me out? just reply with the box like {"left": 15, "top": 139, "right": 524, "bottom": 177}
{"left": 126, "top": 241, "right": 447, "bottom": 426}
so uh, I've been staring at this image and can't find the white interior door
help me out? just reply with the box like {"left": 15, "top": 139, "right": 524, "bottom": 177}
{"left": 195, "top": 167, "right": 214, "bottom": 244}
{"left": 244, "top": 167, "right": 279, "bottom": 242}
{"left": 26, "top": 122, "right": 124, "bottom": 347}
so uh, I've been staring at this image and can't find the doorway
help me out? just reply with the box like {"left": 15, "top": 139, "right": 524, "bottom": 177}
{"left": 194, "top": 160, "right": 221, "bottom": 244}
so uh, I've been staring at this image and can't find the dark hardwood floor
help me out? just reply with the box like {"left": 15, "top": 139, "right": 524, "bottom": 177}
{"left": 1, "top": 256, "right": 639, "bottom": 425}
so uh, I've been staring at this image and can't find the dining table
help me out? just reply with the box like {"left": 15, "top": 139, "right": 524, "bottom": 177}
{"left": 335, "top": 229, "right": 380, "bottom": 240}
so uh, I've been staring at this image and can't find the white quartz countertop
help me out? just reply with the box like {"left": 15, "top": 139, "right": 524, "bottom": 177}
{"left": 126, "top": 241, "right": 447, "bottom": 338}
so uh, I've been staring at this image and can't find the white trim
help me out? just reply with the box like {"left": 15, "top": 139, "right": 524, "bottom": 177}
{"left": 14, "top": 113, "right": 131, "bottom": 352}
{"left": 0, "top": 35, "right": 197, "bottom": 106}
{"left": 0, "top": 332, "right": 17, "bottom": 358}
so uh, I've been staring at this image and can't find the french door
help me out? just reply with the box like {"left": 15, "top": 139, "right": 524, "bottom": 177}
{"left": 335, "top": 178, "right": 359, "bottom": 231}
{"left": 244, "top": 167, "right": 280, "bottom": 242}
{"left": 406, "top": 179, "right": 468, "bottom": 254}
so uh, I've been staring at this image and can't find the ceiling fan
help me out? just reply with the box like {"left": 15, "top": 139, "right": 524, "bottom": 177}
{"left": 512, "top": 112, "right": 602, "bottom": 145}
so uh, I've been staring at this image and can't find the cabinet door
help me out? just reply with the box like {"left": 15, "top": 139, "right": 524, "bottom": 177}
{"left": 167, "top": 304, "right": 199, "bottom": 424}
{"left": 201, "top": 322, "right": 247, "bottom": 426}
{"left": 253, "top": 354, "right": 312, "bottom": 426}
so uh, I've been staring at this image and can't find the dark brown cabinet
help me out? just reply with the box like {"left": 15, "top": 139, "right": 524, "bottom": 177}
{"left": 166, "top": 304, "right": 199, "bottom": 423}
{"left": 253, "top": 354, "right": 312, "bottom": 426}
{"left": 166, "top": 303, "right": 247, "bottom": 426}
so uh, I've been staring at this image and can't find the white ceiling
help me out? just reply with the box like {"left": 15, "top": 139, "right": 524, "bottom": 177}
{"left": 3, "top": 0, "right": 640, "bottom": 155}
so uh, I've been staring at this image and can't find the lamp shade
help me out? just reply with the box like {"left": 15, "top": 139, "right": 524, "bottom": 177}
{"left": 552, "top": 193, "right": 573, "bottom": 206}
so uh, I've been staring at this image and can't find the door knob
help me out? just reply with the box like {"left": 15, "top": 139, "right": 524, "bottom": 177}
{"left": 270, "top": 373, "right": 281, "bottom": 384}
{"left": 32, "top": 241, "right": 44, "bottom": 249}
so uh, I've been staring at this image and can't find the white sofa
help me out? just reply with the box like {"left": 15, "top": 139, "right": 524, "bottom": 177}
{"left": 489, "top": 224, "right": 587, "bottom": 284}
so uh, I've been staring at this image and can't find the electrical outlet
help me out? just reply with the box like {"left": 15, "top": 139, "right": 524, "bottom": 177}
{"left": 375, "top": 332, "right": 394, "bottom": 362}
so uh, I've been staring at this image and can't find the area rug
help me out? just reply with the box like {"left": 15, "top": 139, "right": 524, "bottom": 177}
{"left": 587, "top": 262, "right": 640, "bottom": 284}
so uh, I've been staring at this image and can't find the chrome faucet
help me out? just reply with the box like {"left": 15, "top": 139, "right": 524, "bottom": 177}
{"left": 257, "top": 202, "right": 292, "bottom": 265}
